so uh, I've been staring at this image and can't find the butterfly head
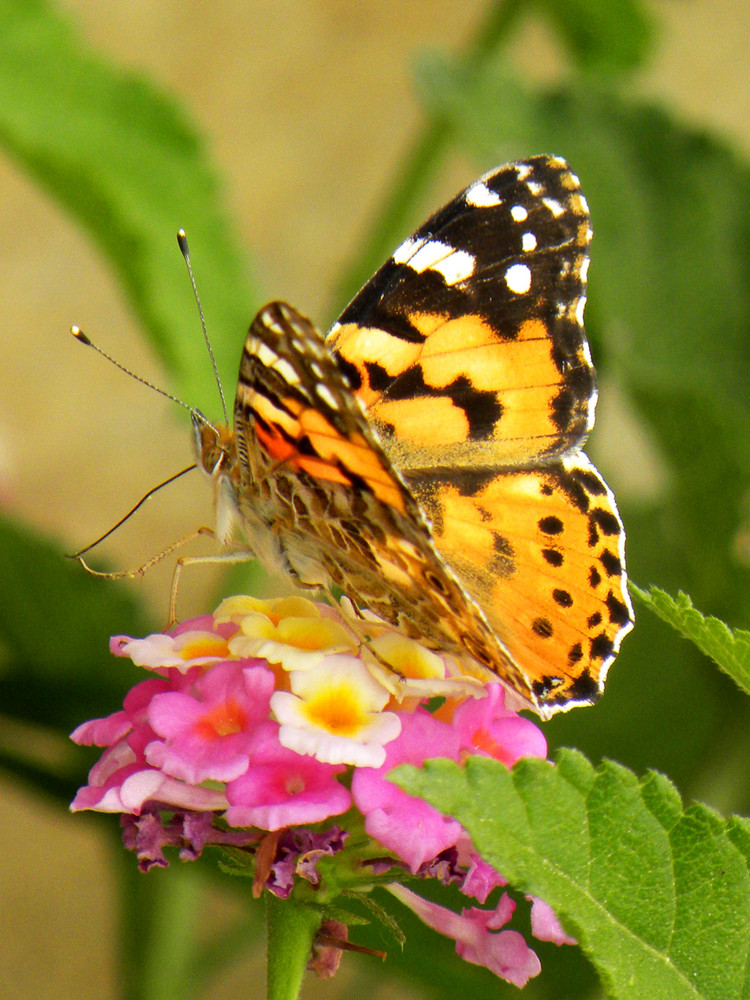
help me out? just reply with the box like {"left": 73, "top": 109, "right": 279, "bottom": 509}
{"left": 191, "top": 412, "right": 243, "bottom": 546}
{"left": 192, "top": 411, "right": 236, "bottom": 479}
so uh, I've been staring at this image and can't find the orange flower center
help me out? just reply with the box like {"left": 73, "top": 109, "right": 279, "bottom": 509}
{"left": 195, "top": 699, "right": 247, "bottom": 739}
{"left": 303, "top": 686, "right": 366, "bottom": 736}
{"left": 179, "top": 637, "right": 230, "bottom": 660}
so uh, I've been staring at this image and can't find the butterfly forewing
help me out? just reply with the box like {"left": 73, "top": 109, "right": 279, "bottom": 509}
{"left": 328, "top": 156, "right": 595, "bottom": 472}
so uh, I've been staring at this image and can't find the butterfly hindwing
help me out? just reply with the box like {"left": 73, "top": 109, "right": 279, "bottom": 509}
{"left": 407, "top": 457, "right": 631, "bottom": 709}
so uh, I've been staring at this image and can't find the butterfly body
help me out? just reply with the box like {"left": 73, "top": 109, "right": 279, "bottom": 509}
{"left": 197, "top": 156, "right": 633, "bottom": 716}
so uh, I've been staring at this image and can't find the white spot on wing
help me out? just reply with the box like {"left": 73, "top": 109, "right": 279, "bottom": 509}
{"left": 511, "top": 205, "right": 528, "bottom": 222}
{"left": 505, "top": 262, "right": 532, "bottom": 295}
{"left": 408, "top": 239, "right": 453, "bottom": 270}
{"left": 264, "top": 314, "right": 287, "bottom": 335}
{"left": 273, "top": 357, "right": 300, "bottom": 385}
{"left": 521, "top": 232, "right": 537, "bottom": 252}
{"left": 580, "top": 335, "right": 592, "bottom": 365}
{"left": 432, "top": 248, "right": 475, "bottom": 285}
{"left": 315, "top": 383, "right": 339, "bottom": 409}
{"left": 465, "top": 180, "right": 501, "bottom": 207}
{"left": 392, "top": 236, "right": 425, "bottom": 265}
{"left": 394, "top": 238, "right": 475, "bottom": 285}
{"left": 576, "top": 296, "right": 586, "bottom": 326}
{"left": 542, "top": 197, "right": 564, "bottom": 218}
{"left": 257, "top": 342, "right": 280, "bottom": 366}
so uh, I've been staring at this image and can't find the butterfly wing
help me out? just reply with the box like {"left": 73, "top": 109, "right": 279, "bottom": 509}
{"left": 328, "top": 156, "right": 595, "bottom": 470}
{"left": 327, "top": 155, "right": 633, "bottom": 713}
{"left": 406, "top": 459, "right": 631, "bottom": 710}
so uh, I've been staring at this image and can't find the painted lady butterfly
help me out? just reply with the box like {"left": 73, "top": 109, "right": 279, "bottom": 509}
{"left": 194, "top": 155, "right": 633, "bottom": 717}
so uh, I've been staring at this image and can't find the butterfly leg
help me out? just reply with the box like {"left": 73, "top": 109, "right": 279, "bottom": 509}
{"left": 168, "top": 545, "right": 255, "bottom": 626}
{"left": 74, "top": 525, "right": 217, "bottom": 585}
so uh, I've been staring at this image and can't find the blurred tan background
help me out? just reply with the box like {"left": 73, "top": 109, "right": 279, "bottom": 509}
{"left": 2, "top": 1, "right": 750, "bottom": 996}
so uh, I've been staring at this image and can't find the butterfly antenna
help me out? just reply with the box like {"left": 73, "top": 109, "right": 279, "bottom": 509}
{"left": 177, "top": 229, "right": 229, "bottom": 425}
{"left": 68, "top": 463, "right": 198, "bottom": 560}
{"left": 70, "top": 326, "right": 202, "bottom": 417}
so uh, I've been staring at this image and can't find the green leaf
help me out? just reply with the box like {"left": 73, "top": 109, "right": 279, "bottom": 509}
{"left": 394, "top": 751, "right": 750, "bottom": 1000}
{"left": 537, "top": 0, "right": 655, "bottom": 74}
{"left": 0, "top": 514, "right": 155, "bottom": 805}
{"left": 0, "top": 515, "right": 149, "bottom": 731}
{"left": 0, "top": 0, "right": 254, "bottom": 411}
{"left": 632, "top": 585, "right": 750, "bottom": 696}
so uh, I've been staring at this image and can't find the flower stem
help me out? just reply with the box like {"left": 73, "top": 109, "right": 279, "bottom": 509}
{"left": 266, "top": 893, "right": 322, "bottom": 1000}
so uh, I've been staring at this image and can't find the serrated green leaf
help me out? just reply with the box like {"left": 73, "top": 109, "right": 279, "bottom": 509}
{"left": 0, "top": 0, "right": 254, "bottom": 411}
{"left": 393, "top": 750, "right": 750, "bottom": 1000}
{"left": 632, "top": 585, "right": 750, "bottom": 696}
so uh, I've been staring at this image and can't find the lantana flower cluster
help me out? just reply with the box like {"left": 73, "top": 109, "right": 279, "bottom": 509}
{"left": 71, "top": 595, "right": 574, "bottom": 987}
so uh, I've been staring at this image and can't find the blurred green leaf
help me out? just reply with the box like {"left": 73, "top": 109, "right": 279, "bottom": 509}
{"left": 537, "top": 0, "right": 655, "bottom": 73}
{"left": 0, "top": 515, "right": 149, "bottom": 731}
{"left": 395, "top": 751, "right": 750, "bottom": 1000}
{"left": 633, "top": 584, "right": 750, "bottom": 696}
{"left": 0, "top": 0, "right": 255, "bottom": 411}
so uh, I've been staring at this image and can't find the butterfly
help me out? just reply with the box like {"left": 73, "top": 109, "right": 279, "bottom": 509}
{"left": 194, "top": 155, "right": 633, "bottom": 717}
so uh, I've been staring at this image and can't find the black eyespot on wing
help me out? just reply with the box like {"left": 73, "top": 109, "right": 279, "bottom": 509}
{"left": 532, "top": 617, "right": 554, "bottom": 639}
{"left": 552, "top": 589, "right": 573, "bottom": 608}
{"left": 539, "top": 516, "right": 564, "bottom": 535}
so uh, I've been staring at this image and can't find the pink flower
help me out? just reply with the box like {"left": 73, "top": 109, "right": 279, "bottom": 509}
{"left": 145, "top": 662, "right": 275, "bottom": 783}
{"left": 351, "top": 709, "right": 463, "bottom": 872}
{"left": 387, "top": 884, "right": 541, "bottom": 988}
{"left": 458, "top": 847, "right": 508, "bottom": 903}
{"left": 225, "top": 724, "right": 351, "bottom": 830}
{"left": 453, "top": 683, "right": 547, "bottom": 765}
{"left": 529, "top": 897, "right": 577, "bottom": 946}
{"left": 71, "top": 596, "right": 567, "bottom": 987}
{"left": 70, "top": 673, "right": 229, "bottom": 815}
{"left": 111, "top": 616, "right": 237, "bottom": 672}
{"left": 70, "top": 733, "right": 227, "bottom": 815}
